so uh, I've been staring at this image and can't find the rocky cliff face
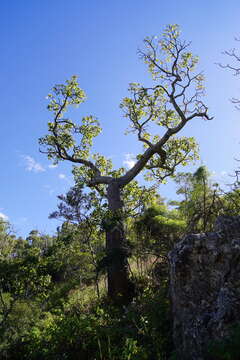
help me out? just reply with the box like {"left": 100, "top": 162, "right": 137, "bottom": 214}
{"left": 168, "top": 216, "right": 240, "bottom": 360}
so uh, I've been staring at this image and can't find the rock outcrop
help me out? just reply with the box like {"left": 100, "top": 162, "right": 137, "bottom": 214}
{"left": 168, "top": 216, "right": 240, "bottom": 360}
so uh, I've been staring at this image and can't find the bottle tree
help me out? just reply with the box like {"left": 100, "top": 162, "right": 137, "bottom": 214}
{"left": 39, "top": 25, "right": 212, "bottom": 304}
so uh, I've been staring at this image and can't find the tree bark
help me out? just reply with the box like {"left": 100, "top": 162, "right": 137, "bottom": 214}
{"left": 106, "top": 181, "right": 134, "bottom": 305}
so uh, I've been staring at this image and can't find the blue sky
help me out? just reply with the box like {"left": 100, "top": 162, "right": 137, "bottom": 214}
{"left": 1, "top": 0, "right": 240, "bottom": 237}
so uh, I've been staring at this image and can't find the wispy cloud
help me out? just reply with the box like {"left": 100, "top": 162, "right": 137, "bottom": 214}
{"left": 48, "top": 164, "right": 58, "bottom": 169}
{"left": 58, "top": 173, "right": 73, "bottom": 186}
{"left": 123, "top": 153, "right": 136, "bottom": 169}
{"left": 0, "top": 212, "right": 8, "bottom": 221}
{"left": 22, "top": 155, "right": 45, "bottom": 173}
{"left": 43, "top": 185, "right": 55, "bottom": 196}
{"left": 211, "top": 170, "right": 230, "bottom": 185}
{"left": 16, "top": 217, "right": 28, "bottom": 224}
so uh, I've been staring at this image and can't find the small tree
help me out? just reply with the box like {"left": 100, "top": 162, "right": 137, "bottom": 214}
{"left": 49, "top": 185, "right": 106, "bottom": 295}
{"left": 175, "top": 166, "right": 220, "bottom": 232}
{"left": 39, "top": 25, "right": 211, "bottom": 304}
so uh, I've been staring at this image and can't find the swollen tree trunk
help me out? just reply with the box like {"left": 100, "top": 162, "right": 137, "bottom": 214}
{"left": 106, "top": 181, "right": 134, "bottom": 305}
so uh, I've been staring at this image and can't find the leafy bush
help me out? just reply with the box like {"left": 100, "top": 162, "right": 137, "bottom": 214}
{"left": 4, "top": 279, "right": 173, "bottom": 360}
{"left": 207, "top": 323, "right": 240, "bottom": 360}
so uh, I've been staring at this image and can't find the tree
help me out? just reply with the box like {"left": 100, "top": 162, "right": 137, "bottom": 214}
{"left": 133, "top": 197, "right": 186, "bottom": 282}
{"left": 0, "top": 219, "right": 15, "bottom": 260}
{"left": 39, "top": 25, "right": 211, "bottom": 304}
{"left": 0, "top": 245, "right": 51, "bottom": 349}
{"left": 135, "top": 201, "right": 186, "bottom": 253}
{"left": 49, "top": 184, "right": 105, "bottom": 295}
{"left": 174, "top": 166, "right": 221, "bottom": 232}
{"left": 26, "top": 229, "right": 54, "bottom": 251}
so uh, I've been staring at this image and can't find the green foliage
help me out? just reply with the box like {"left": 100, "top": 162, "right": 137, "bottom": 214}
{"left": 134, "top": 200, "right": 186, "bottom": 255}
{"left": 26, "top": 229, "right": 54, "bottom": 250}
{"left": 120, "top": 24, "right": 209, "bottom": 182}
{"left": 174, "top": 166, "right": 220, "bottom": 232}
{"left": 207, "top": 324, "right": 240, "bottom": 360}
{"left": 174, "top": 166, "right": 240, "bottom": 233}
{"left": 7, "top": 281, "right": 172, "bottom": 360}
{"left": 0, "top": 245, "right": 53, "bottom": 356}
{"left": 0, "top": 219, "right": 26, "bottom": 260}
{"left": 153, "top": 214, "right": 186, "bottom": 236}
{"left": 144, "top": 136, "right": 199, "bottom": 182}
{"left": 220, "top": 187, "right": 240, "bottom": 217}
{"left": 0, "top": 211, "right": 175, "bottom": 359}
{"left": 40, "top": 76, "right": 102, "bottom": 163}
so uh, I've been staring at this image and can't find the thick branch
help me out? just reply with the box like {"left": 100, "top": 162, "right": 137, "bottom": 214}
{"left": 119, "top": 147, "right": 156, "bottom": 186}
{"left": 119, "top": 104, "right": 211, "bottom": 187}
{"left": 45, "top": 95, "right": 102, "bottom": 177}
{"left": 88, "top": 176, "right": 113, "bottom": 186}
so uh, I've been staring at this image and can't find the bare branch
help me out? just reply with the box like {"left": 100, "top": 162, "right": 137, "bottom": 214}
{"left": 218, "top": 38, "right": 240, "bottom": 109}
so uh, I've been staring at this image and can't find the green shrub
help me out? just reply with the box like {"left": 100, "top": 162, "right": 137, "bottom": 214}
{"left": 207, "top": 323, "right": 240, "bottom": 360}
{"left": 5, "top": 279, "right": 173, "bottom": 359}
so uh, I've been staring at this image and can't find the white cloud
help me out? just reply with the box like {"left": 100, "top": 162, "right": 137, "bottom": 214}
{"left": 0, "top": 212, "right": 8, "bottom": 221}
{"left": 48, "top": 164, "right": 58, "bottom": 169}
{"left": 123, "top": 153, "right": 136, "bottom": 169}
{"left": 22, "top": 155, "right": 45, "bottom": 173}
{"left": 59, "top": 173, "right": 66, "bottom": 179}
